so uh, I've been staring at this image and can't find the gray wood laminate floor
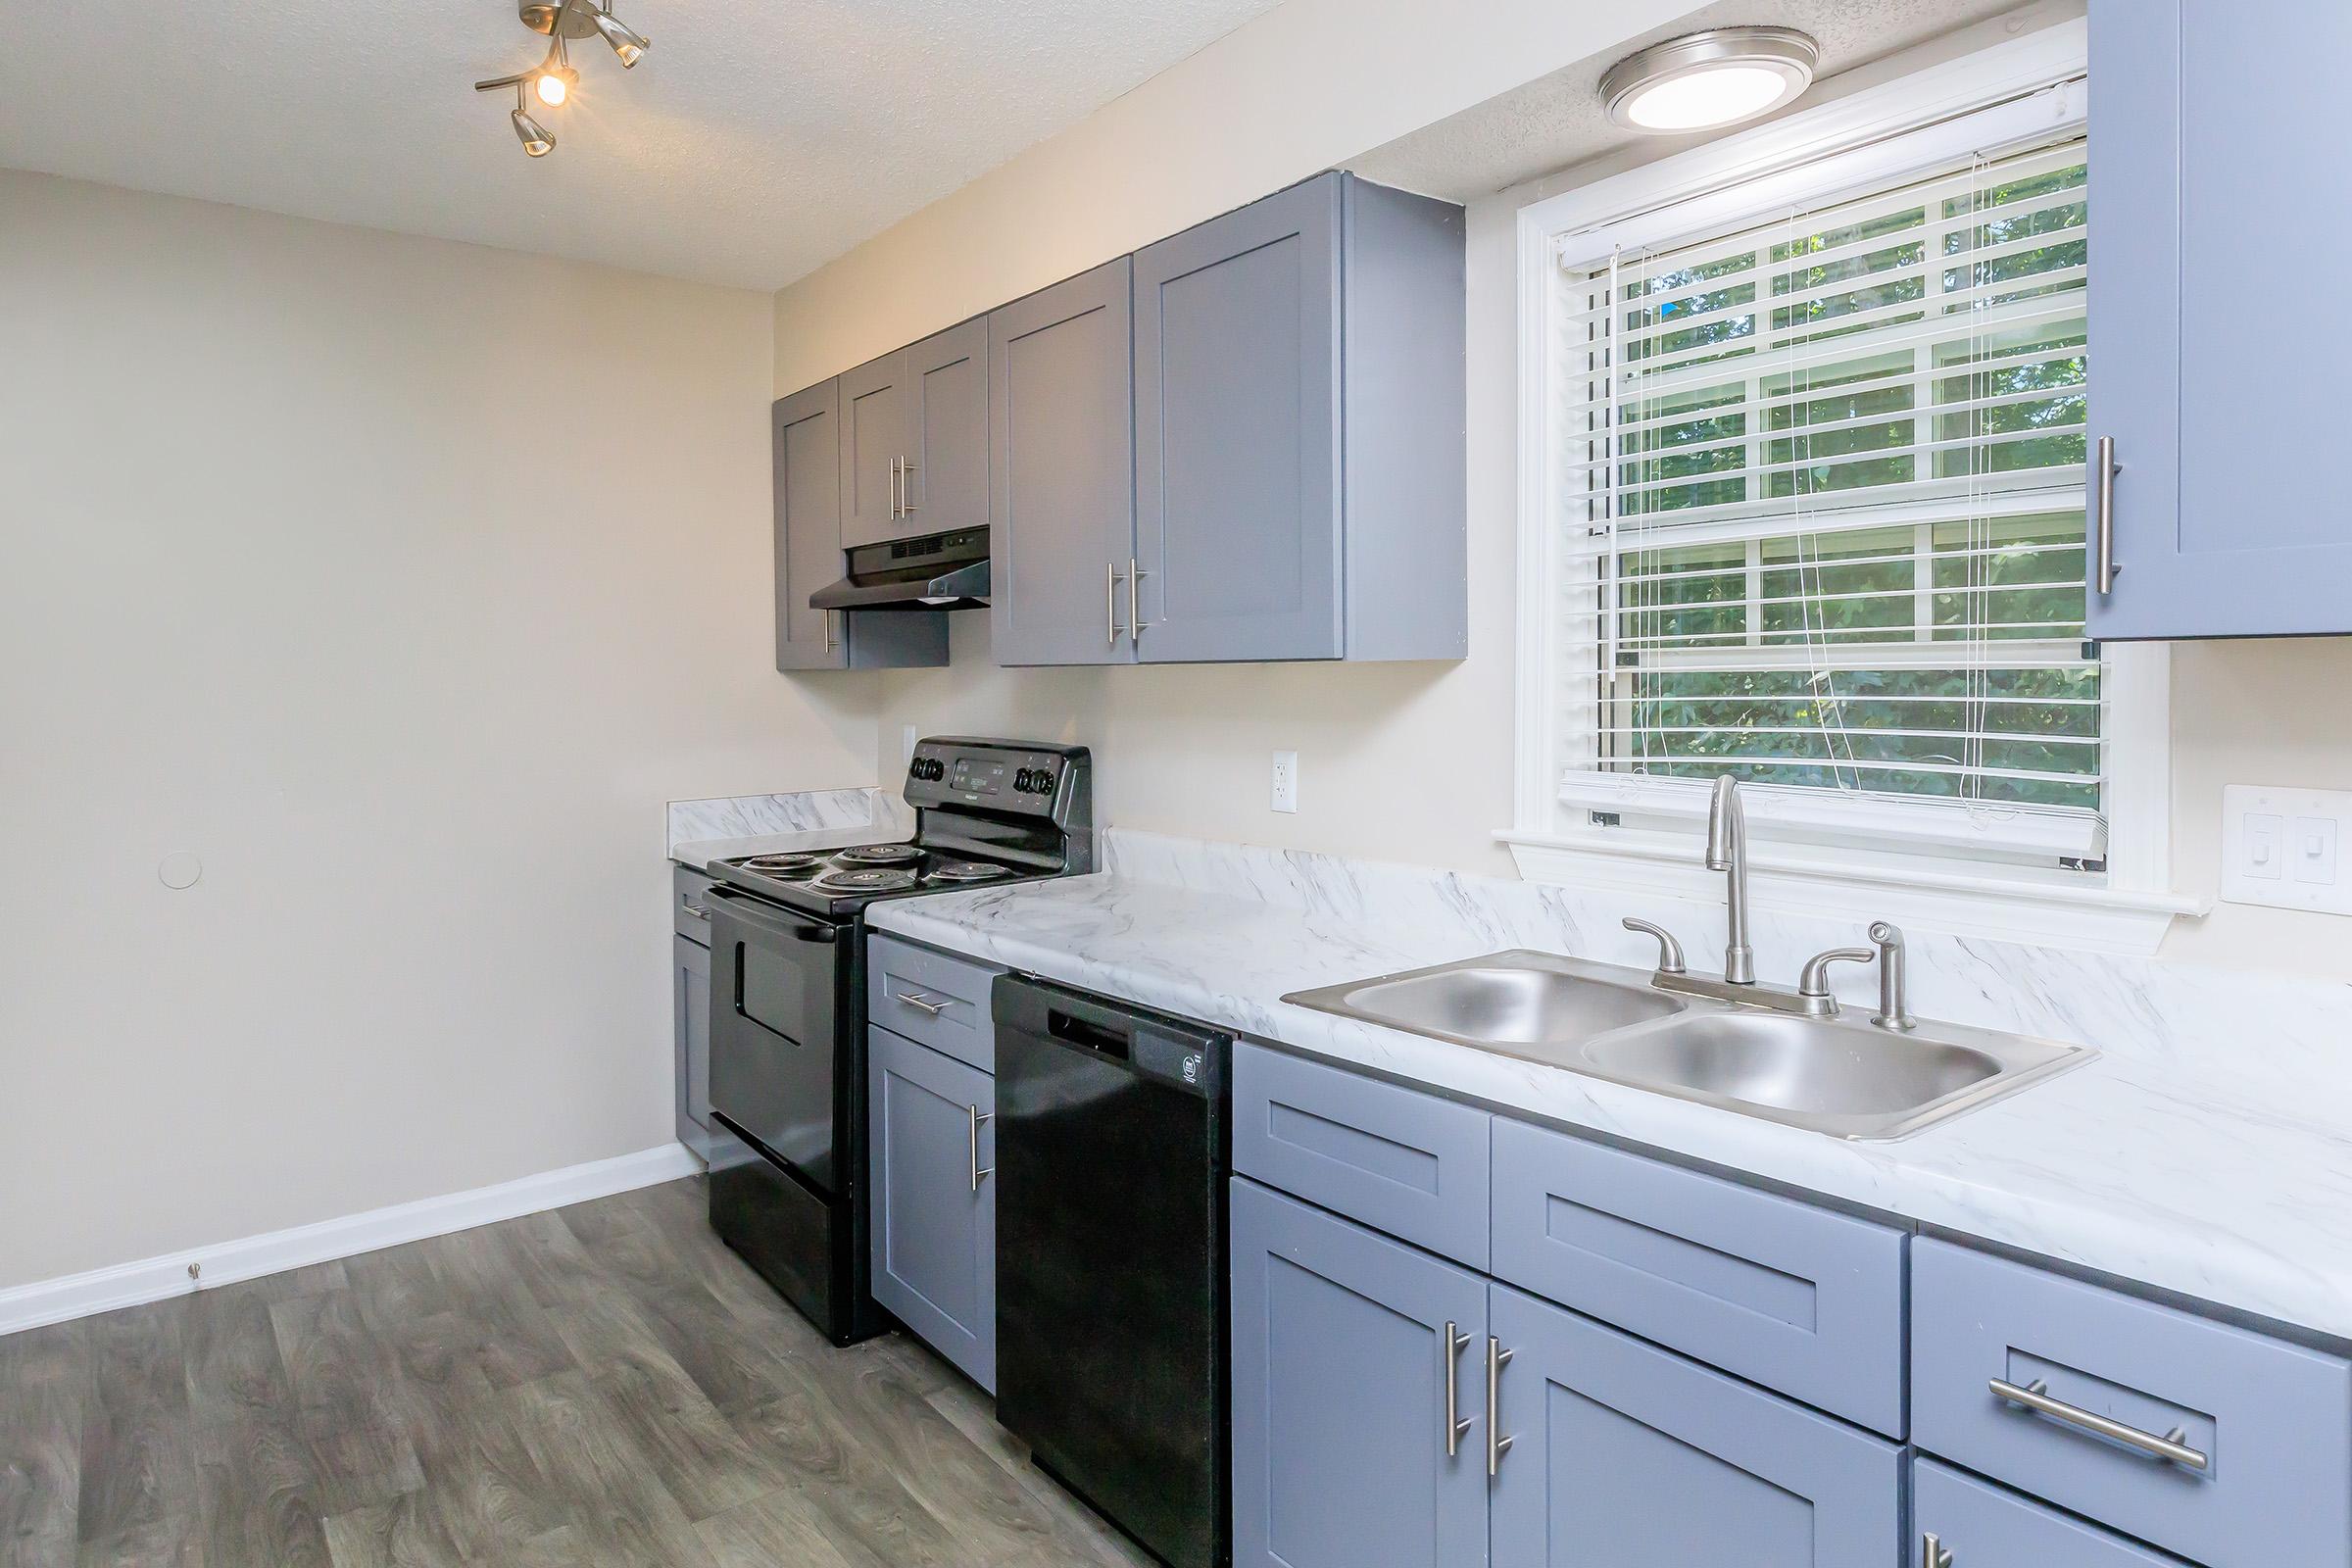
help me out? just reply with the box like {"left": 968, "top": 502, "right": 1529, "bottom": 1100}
{"left": 0, "top": 1177, "right": 1154, "bottom": 1567}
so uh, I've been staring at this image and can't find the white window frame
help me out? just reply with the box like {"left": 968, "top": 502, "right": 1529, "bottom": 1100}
{"left": 1501, "top": 19, "right": 2202, "bottom": 955}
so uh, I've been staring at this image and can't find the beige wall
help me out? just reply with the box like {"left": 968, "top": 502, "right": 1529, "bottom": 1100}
{"left": 0, "top": 171, "right": 872, "bottom": 1290}
{"left": 773, "top": 2, "right": 2352, "bottom": 982}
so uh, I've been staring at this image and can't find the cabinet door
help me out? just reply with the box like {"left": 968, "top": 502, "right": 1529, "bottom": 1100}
{"left": 1231, "top": 1179, "right": 1489, "bottom": 1568}
{"left": 2088, "top": 0, "right": 2352, "bottom": 637}
{"left": 1914, "top": 1460, "right": 2191, "bottom": 1568}
{"left": 868, "top": 1028, "right": 996, "bottom": 1391}
{"left": 1487, "top": 1284, "right": 1901, "bottom": 1568}
{"left": 773, "top": 379, "right": 848, "bottom": 670}
{"left": 988, "top": 258, "right": 1138, "bottom": 666}
{"left": 674, "top": 933, "right": 711, "bottom": 1158}
{"left": 838, "top": 348, "right": 911, "bottom": 549}
{"left": 906, "top": 319, "right": 989, "bottom": 538}
{"left": 1135, "top": 173, "right": 1343, "bottom": 662}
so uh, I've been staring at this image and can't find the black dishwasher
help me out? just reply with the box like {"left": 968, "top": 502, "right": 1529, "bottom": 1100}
{"left": 993, "top": 976, "right": 1231, "bottom": 1568}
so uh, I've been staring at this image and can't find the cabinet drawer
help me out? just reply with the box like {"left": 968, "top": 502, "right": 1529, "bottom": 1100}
{"left": 673, "top": 865, "right": 714, "bottom": 945}
{"left": 1491, "top": 1118, "right": 1906, "bottom": 1437}
{"left": 866, "top": 934, "right": 1003, "bottom": 1072}
{"left": 1914, "top": 1459, "right": 2189, "bottom": 1567}
{"left": 1233, "top": 1044, "right": 1489, "bottom": 1268}
{"left": 1912, "top": 1238, "right": 2351, "bottom": 1568}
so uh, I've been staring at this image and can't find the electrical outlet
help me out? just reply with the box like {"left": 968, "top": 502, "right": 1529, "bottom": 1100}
{"left": 1271, "top": 751, "right": 1298, "bottom": 813}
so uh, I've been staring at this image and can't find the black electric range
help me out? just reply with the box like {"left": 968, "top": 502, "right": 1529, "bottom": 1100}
{"left": 701, "top": 737, "right": 1093, "bottom": 1345}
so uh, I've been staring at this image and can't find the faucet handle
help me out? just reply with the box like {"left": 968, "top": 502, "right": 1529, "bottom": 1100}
{"left": 1622, "top": 918, "right": 1688, "bottom": 976}
{"left": 1796, "top": 946, "right": 1876, "bottom": 1004}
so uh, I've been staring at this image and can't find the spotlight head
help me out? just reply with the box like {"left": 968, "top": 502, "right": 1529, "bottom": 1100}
{"left": 513, "top": 107, "right": 556, "bottom": 156}
{"left": 534, "top": 65, "right": 577, "bottom": 106}
{"left": 591, "top": 8, "right": 649, "bottom": 67}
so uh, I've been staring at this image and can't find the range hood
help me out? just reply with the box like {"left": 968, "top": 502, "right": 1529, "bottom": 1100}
{"left": 809, "top": 527, "right": 990, "bottom": 612}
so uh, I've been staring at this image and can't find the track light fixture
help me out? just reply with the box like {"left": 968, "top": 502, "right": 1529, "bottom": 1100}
{"left": 474, "top": 0, "right": 649, "bottom": 159}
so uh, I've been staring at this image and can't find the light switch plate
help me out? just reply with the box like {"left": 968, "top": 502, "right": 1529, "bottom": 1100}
{"left": 2222, "top": 785, "right": 2352, "bottom": 914}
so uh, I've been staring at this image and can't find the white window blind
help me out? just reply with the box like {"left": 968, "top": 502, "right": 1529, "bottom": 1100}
{"left": 1552, "top": 134, "right": 2102, "bottom": 866}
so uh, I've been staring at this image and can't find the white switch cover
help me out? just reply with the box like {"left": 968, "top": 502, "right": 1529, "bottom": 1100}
{"left": 1270, "top": 751, "right": 1298, "bottom": 813}
{"left": 2222, "top": 785, "right": 2352, "bottom": 913}
{"left": 902, "top": 724, "right": 919, "bottom": 765}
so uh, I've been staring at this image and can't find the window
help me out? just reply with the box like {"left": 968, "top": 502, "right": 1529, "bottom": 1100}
{"left": 1510, "top": 30, "right": 2182, "bottom": 947}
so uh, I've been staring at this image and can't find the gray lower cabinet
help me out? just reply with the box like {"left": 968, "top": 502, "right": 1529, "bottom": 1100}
{"left": 1487, "top": 1283, "right": 1902, "bottom": 1567}
{"left": 988, "top": 257, "right": 1139, "bottom": 666}
{"left": 1230, "top": 1177, "right": 1490, "bottom": 1568}
{"left": 868, "top": 1025, "right": 996, "bottom": 1392}
{"left": 673, "top": 931, "right": 710, "bottom": 1158}
{"left": 1913, "top": 1459, "right": 2189, "bottom": 1567}
{"left": 1133, "top": 172, "right": 1465, "bottom": 663}
{"left": 771, "top": 377, "right": 948, "bottom": 671}
{"left": 2087, "top": 0, "right": 2352, "bottom": 637}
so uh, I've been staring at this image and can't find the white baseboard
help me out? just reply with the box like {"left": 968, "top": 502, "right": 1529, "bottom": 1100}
{"left": 0, "top": 1143, "right": 704, "bottom": 1338}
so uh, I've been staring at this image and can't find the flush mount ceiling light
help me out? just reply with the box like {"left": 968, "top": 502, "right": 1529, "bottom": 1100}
{"left": 474, "top": 0, "right": 649, "bottom": 159}
{"left": 1600, "top": 26, "right": 1818, "bottom": 134}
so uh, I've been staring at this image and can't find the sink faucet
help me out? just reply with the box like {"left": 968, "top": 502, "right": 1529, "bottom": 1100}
{"left": 1705, "top": 776, "right": 1756, "bottom": 985}
{"left": 1613, "top": 775, "right": 1882, "bottom": 1020}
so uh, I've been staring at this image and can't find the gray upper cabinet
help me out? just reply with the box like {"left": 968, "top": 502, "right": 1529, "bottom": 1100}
{"left": 2088, "top": 0, "right": 2352, "bottom": 638}
{"left": 1132, "top": 172, "right": 1466, "bottom": 663}
{"left": 840, "top": 320, "right": 991, "bottom": 550}
{"left": 838, "top": 349, "right": 911, "bottom": 549}
{"left": 774, "top": 379, "right": 851, "bottom": 669}
{"left": 907, "top": 319, "right": 990, "bottom": 539}
{"left": 989, "top": 257, "right": 1140, "bottom": 666}
{"left": 772, "top": 378, "right": 947, "bottom": 672}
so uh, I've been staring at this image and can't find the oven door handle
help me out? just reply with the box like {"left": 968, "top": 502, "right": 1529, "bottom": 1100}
{"left": 704, "top": 884, "right": 841, "bottom": 944}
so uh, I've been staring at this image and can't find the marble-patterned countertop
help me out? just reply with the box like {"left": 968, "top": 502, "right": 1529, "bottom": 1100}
{"left": 868, "top": 836, "right": 2352, "bottom": 1345}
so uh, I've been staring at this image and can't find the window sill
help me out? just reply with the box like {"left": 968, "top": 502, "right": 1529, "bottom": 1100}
{"left": 1495, "top": 829, "right": 2209, "bottom": 957}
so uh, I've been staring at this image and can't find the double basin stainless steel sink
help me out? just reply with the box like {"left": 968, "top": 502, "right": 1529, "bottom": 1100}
{"left": 1282, "top": 951, "right": 2089, "bottom": 1140}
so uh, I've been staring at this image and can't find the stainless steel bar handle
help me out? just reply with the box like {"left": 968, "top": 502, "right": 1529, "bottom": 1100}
{"left": 1921, "top": 1532, "right": 1953, "bottom": 1568}
{"left": 1486, "top": 1338, "right": 1514, "bottom": 1477}
{"left": 966, "top": 1105, "right": 993, "bottom": 1191}
{"left": 1988, "top": 1378, "right": 2209, "bottom": 1471}
{"left": 899, "top": 458, "right": 918, "bottom": 514}
{"left": 1127, "top": 558, "right": 1149, "bottom": 647}
{"left": 2093, "top": 435, "right": 2119, "bottom": 594}
{"left": 896, "top": 991, "right": 950, "bottom": 1017}
{"left": 1106, "top": 563, "right": 1129, "bottom": 645}
{"left": 1443, "top": 1323, "right": 1472, "bottom": 1457}
{"left": 888, "top": 456, "right": 901, "bottom": 520}
{"left": 680, "top": 902, "right": 710, "bottom": 919}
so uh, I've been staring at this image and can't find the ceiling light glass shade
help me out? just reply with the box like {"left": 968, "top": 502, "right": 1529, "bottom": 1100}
{"left": 534, "top": 65, "right": 577, "bottom": 106}
{"left": 1601, "top": 26, "right": 1818, "bottom": 134}
{"left": 513, "top": 107, "right": 556, "bottom": 156}
{"left": 590, "top": 9, "right": 649, "bottom": 67}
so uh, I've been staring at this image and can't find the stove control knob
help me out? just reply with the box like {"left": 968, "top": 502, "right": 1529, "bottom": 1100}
{"left": 1011, "top": 768, "right": 1031, "bottom": 792}
{"left": 1030, "top": 768, "right": 1054, "bottom": 795}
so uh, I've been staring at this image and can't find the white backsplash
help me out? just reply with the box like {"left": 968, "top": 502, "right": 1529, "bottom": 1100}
{"left": 665, "top": 788, "right": 886, "bottom": 855}
{"left": 1098, "top": 829, "right": 2352, "bottom": 1111}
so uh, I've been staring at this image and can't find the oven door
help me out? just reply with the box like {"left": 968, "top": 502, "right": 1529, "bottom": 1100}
{"left": 706, "top": 885, "right": 845, "bottom": 1195}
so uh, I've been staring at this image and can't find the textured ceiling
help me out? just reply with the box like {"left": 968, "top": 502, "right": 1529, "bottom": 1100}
{"left": 0, "top": 0, "right": 1284, "bottom": 290}
{"left": 1350, "top": 0, "right": 2060, "bottom": 201}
